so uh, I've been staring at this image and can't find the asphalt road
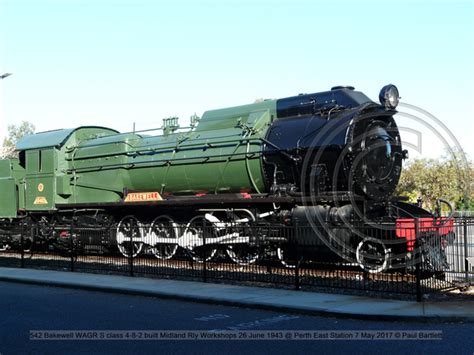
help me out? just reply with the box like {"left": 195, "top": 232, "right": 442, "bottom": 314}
{"left": 0, "top": 281, "right": 472, "bottom": 355}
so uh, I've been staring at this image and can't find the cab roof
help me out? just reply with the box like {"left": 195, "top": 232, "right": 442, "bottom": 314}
{"left": 16, "top": 126, "right": 119, "bottom": 150}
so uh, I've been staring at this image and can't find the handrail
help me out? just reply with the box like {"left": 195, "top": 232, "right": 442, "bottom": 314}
{"left": 67, "top": 137, "right": 264, "bottom": 162}
{"left": 70, "top": 131, "right": 247, "bottom": 151}
{"left": 66, "top": 149, "right": 265, "bottom": 174}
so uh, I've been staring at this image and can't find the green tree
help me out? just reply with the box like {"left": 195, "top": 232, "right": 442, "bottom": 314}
{"left": 396, "top": 153, "right": 473, "bottom": 211}
{"left": 1, "top": 121, "right": 35, "bottom": 159}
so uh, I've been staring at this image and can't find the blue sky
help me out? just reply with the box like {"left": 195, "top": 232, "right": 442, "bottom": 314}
{"left": 0, "top": 0, "right": 473, "bottom": 159}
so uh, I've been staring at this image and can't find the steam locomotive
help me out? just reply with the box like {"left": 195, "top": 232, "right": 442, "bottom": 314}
{"left": 0, "top": 84, "right": 454, "bottom": 273}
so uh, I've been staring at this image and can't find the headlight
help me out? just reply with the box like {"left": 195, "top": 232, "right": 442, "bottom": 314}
{"left": 379, "top": 84, "right": 399, "bottom": 109}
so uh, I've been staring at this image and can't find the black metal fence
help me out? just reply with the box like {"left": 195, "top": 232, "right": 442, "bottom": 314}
{"left": 0, "top": 216, "right": 472, "bottom": 301}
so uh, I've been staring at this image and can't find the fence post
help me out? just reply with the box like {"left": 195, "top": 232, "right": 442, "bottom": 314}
{"left": 294, "top": 224, "right": 300, "bottom": 291}
{"left": 202, "top": 224, "right": 207, "bottom": 283}
{"left": 30, "top": 221, "right": 35, "bottom": 265}
{"left": 464, "top": 218, "right": 469, "bottom": 284}
{"left": 70, "top": 215, "right": 75, "bottom": 272}
{"left": 415, "top": 218, "right": 422, "bottom": 302}
{"left": 20, "top": 219, "right": 25, "bottom": 268}
{"left": 129, "top": 226, "right": 134, "bottom": 277}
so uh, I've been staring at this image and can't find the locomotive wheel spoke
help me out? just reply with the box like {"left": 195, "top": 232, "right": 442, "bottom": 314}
{"left": 225, "top": 210, "right": 259, "bottom": 265}
{"left": 149, "top": 215, "right": 179, "bottom": 260}
{"left": 116, "top": 216, "right": 144, "bottom": 258}
{"left": 0, "top": 242, "right": 10, "bottom": 251}
{"left": 356, "top": 237, "right": 389, "bottom": 273}
{"left": 184, "top": 215, "right": 217, "bottom": 262}
{"left": 277, "top": 244, "right": 300, "bottom": 269}
{"left": 226, "top": 244, "right": 259, "bottom": 265}
{"left": 225, "top": 224, "right": 259, "bottom": 265}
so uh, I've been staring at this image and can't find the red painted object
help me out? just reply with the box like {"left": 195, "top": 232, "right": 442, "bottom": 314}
{"left": 395, "top": 218, "right": 454, "bottom": 251}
